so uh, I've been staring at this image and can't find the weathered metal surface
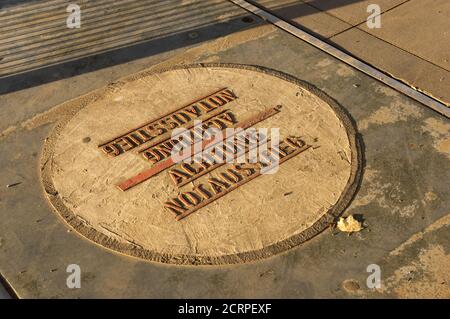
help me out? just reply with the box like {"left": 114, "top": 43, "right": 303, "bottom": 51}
{"left": 0, "top": 0, "right": 244, "bottom": 77}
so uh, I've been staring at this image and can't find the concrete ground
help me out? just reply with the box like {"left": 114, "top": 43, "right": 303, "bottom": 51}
{"left": 0, "top": 281, "right": 11, "bottom": 299}
{"left": 0, "top": 0, "right": 449, "bottom": 298}
{"left": 255, "top": 0, "right": 450, "bottom": 106}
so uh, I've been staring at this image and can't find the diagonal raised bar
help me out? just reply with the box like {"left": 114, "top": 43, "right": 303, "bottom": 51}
{"left": 116, "top": 106, "right": 281, "bottom": 191}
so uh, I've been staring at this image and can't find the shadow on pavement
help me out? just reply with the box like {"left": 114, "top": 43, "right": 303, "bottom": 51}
{"left": 0, "top": 0, "right": 364, "bottom": 94}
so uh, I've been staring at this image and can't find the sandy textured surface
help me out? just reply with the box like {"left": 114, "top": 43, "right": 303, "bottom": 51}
{"left": 42, "top": 65, "right": 360, "bottom": 264}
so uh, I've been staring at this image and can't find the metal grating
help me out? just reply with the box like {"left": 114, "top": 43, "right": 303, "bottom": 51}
{"left": 0, "top": 0, "right": 243, "bottom": 77}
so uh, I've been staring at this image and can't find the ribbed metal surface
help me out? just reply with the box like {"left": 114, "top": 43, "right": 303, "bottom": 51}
{"left": 0, "top": 0, "right": 242, "bottom": 77}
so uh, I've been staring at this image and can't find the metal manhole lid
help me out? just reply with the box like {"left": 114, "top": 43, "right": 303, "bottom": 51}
{"left": 41, "top": 64, "right": 361, "bottom": 265}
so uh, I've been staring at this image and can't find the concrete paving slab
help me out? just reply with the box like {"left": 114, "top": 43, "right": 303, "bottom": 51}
{"left": 254, "top": 0, "right": 352, "bottom": 37}
{"left": 330, "top": 27, "right": 450, "bottom": 105}
{"left": 359, "top": 0, "right": 450, "bottom": 72}
{"left": 303, "top": 0, "right": 409, "bottom": 25}
{"left": 0, "top": 0, "right": 449, "bottom": 299}
{"left": 250, "top": 0, "right": 450, "bottom": 106}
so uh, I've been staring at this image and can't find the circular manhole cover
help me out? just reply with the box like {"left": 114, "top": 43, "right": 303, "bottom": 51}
{"left": 41, "top": 64, "right": 361, "bottom": 265}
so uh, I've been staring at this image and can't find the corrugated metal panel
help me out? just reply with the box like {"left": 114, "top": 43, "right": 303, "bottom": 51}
{"left": 0, "top": 0, "right": 243, "bottom": 77}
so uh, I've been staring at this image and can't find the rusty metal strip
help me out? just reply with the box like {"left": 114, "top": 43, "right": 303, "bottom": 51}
{"left": 117, "top": 136, "right": 212, "bottom": 191}
{"left": 116, "top": 106, "right": 280, "bottom": 191}
{"left": 176, "top": 144, "right": 312, "bottom": 221}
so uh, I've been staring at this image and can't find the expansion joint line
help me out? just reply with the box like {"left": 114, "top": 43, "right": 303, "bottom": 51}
{"left": 228, "top": 0, "right": 450, "bottom": 118}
